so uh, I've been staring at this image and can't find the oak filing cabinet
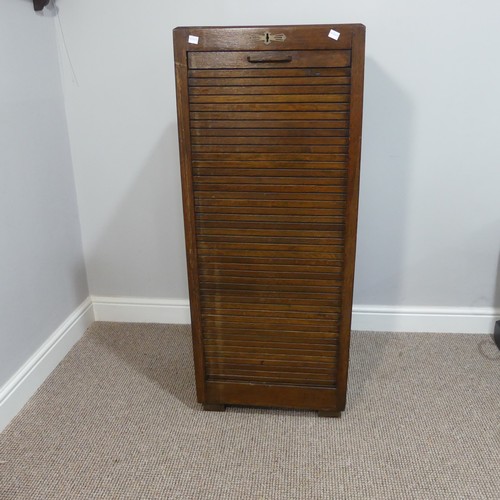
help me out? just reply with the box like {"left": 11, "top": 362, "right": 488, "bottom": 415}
{"left": 173, "top": 24, "right": 365, "bottom": 416}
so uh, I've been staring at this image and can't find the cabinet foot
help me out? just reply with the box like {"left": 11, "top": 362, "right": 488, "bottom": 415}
{"left": 318, "top": 410, "right": 341, "bottom": 418}
{"left": 203, "top": 404, "right": 226, "bottom": 412}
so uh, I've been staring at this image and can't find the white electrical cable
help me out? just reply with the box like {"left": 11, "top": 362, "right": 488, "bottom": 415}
{"left": 56, "top": 3, "right": 80, "bottom": 86}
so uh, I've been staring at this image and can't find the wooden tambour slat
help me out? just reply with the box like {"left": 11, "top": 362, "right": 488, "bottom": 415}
{"left": 188, "top": 67, "right": 351, "bottom": 78}
{"left": 199, "top": 281, "right": 341, "bottom": 292}
{"left": 202, "top": 302, "right": 339, "bottom": 320}
{"left": 199, "top": 273, "right": 342, "bottom": 285}
{"left": 190, "top": 128, "right": 349, "bottom": 137}
{"left": 190, "top": 111, "right": 349, "bottom": 121}
{"left": 193, "top": 176, "right": 346, "bottom": 186}
{"left": 193, "top": 162, "right": 348, "bottom": 170}
{"left": 189, "top": 94, "right": 351, "bottom": 104}
{"left": 200, "top": 283, "right": 342, "bottom": 295}
{"left": 206, "top": 367, "right": 336, "bottom": 380}
{"left": 200, "top": 277, "right": 342, "bottom": 289}
{"left": 196, "top": 197, "right": 346, "bottom": 207}
{"left": 192, "top": 145, "right": 348, "bottom": 154}
{"left": 191, "top": 154, "right": 347, "bottom": 163}
{"left": 203, "top": 341, "right": 337, "bottom": 354}
{"left": 197, "top": 235, "right": 344, "bottom": 246}
{"left": 189, "top": 85, "right": 351, "bottom": 95}
{"left": 202, "top": 319, "right": 340, "bottom": 332}
{"left": 201, "top": 305, "right": 339, "bottom": 319}
{"left": 190, "top": 120, "right": 349, "bottom": 129}
{"left": 197, "top": 240, "right": 343, "bottom": 251}
{"left": 191, "top": 135, "right": 349, "bottom": 145}
{"left": 206, "top": 362, "right": 335, "bottom": 374}
{"left": 194, "top": 208, "right": 345, "bottom": 218}
{"left": 188, "top": 50, "right": 351, "bottom": 69}
{"left": 189, "top": 103, "right": 349, "bottom": 112}
{"left": 203, "top": 345, "right": 335, "bottom": 359}
{"left": 196, "top": 229, "right": 344, "bottom": 240}
{"left": 197, "top": 239, "right": 344, "bottom": 250}
{"left": 195, "top": 191, "right": 347, "bottom": 201}
{"left": 207, "top": 363, "right": 336, "bottom": 374}
{"left": 206, "top": 366, "right": 336, "bottom": 378}
{"left": 198, "top": 261, "right": 343, "bottom": 277}
{"left": 174, "top": 24, "right": 365, "bottom": 414}
{"left": 207, "top": 375, "right": 335, "bottom": 387}
{"left": 203, "top": 328, "right": 338, "bottom": 341}
{"left": 200, "top": 261, "right": 340, "bottom": 273}
{"left": 189, "top": 77, "right": 351, "bottom": 87}
{"left": 204, "top": 334, "right": 338, "bottom": 345}
{"left": 194, "top": 187, "right": 346, "bottom": 196}
{"left": 201, "top": 329, "right": 339, "bottom": 343}
{"left": 193, "top": 169, "right": 347, "bottom": 179}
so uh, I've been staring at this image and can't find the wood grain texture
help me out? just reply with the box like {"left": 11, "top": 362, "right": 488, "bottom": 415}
{"left": 173, "top": 24, "right": 354, "bottom": 51}
{"left": 173, "top": 33, "right": 207, "bottom": 402}
{"left": 336, "top": 26, "right": 366, "bottom": 411}
{"left": 189, "top": 85, "right": 351, "bottom": 95}
{"left": 188, "top": 50, "right": 351, "bottom": 69}
{"left": 188, "top": 67, "right": 351, "bottom": 78}
{"left": 174, "top": 24, "right": 365, "bottom": 415}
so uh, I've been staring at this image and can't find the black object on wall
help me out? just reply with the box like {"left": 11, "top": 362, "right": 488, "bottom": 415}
{"left": 495, "top": 321, "right": 500, "bottom": 350}
{"left": 33, "top": 0, "right": 50, "bottom": 11}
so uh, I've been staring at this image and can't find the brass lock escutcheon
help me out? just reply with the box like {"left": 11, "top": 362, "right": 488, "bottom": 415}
{"left": 253, "top": 32, "right": 287, "bottom": 45}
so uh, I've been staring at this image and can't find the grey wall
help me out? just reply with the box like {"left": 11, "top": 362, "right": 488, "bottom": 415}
{"left": 57, "top": 1, "right": 500, "bottom": 310}
{"left": 0, "top": 2, "right": 89, "bottom": 387}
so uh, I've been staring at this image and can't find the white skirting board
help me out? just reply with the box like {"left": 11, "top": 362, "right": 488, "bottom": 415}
{"left": 92, "top": 296, "right": 498, "bottom": 334}
{"left": 92, "top": 296, "right": 191, "bottom": 324}
{"left": 0, "top": 298, "right": 94, "bottom": 432}
{"left": 352, "top": 305, "right": 499, "bottom": 334}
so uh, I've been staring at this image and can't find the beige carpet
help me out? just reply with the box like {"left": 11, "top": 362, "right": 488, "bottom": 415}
{"left": 0, "top": 323, "right": 499, "bottom": 499}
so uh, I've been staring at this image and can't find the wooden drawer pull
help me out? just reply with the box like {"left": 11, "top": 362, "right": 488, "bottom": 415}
{"left": 247, "top": 55, "right": 292, "bottom": 63}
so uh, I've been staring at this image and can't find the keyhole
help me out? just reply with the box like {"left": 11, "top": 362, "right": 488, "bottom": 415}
{"left": 265, "top": 32, "right": 270, "bottom": 44}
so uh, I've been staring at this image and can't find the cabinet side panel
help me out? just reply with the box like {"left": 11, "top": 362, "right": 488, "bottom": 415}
{"left": 337, "top": 25, "right": 366, "bottom": 409}
{"left": 173, "top": 28, "right": 206, "bottom": 402}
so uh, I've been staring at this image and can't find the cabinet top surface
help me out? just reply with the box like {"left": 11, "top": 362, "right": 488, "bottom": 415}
{"left": 174, "top": 24, "right": 365, "bottom": 31}
{"left": 173, "top": 24, "right": 365, "bottom": 52}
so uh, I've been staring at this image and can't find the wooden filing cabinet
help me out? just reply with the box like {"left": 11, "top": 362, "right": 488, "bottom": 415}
{"left": 173, "top": 24, "right": 365, "bottom": 416}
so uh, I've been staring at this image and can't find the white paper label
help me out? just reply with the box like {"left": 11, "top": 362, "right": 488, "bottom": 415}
{"left": 188, "top": 35, "right": 199, "bottom": 44}
{"left": 328, "top": 29, "right": 340, "bottom": 41}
